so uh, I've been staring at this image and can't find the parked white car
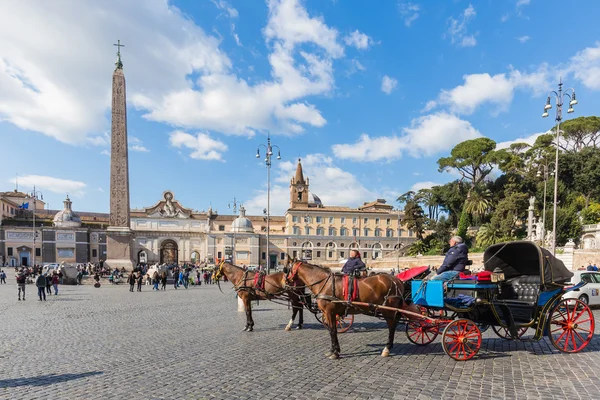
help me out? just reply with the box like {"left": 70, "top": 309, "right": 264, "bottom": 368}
{"left": 563, "top": 270, "right": 600, "bottom": 306}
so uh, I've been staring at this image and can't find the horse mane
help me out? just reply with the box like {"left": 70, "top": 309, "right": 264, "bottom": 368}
{"left": 301, "top": 260, "right": 331, "bottom": 273}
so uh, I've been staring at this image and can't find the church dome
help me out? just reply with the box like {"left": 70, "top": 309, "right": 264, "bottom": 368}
{"left": 231, "top": 206, "right": 254, "bottom": 233}
{"left": 53, "top": 196, "right": 82, "bottom": 228}
{"left": 308, "top": 192, "right": 323, "bottom": 207}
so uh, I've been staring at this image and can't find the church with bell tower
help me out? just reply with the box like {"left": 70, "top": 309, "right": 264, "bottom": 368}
{"left": 290, "top": 159, "right": 309, "bottom": 209}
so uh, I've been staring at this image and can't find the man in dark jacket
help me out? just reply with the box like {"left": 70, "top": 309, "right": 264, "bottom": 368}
{"left": 342, "top": 250, "right": 366, "bottom": 275}
{"left": 433, "top": 236, "right": 469, "bottom": 280}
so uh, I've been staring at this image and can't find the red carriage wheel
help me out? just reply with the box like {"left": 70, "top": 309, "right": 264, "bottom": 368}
{"left": 549, "top": 299, "right": 594, "bottom": 353}
{"left": 491, "top": 325, "right": 528, "bottom": 339}
{"left": 406, "top": 321, "right": 439, "bottom": 345}
{"left": 336, "top": 314, "right": 354, "bottom": 333}
{"left": 442, "top": 319, "right": 482, "bottom": 361}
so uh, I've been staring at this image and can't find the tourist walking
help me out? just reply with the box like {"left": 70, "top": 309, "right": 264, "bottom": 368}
{"left": 0, "top": 270, "right": 6, "bottom": 284}
{"left": 46, "top": 273, "right": 52, "bottom": 294}
{"left": 16, "top": 268, "right": 26, "bottom": 301}
{"left": 36, "top": 273, "right": 47, "bottom": 301}
{"left": 136, "top": 272, "right": 143, "bottom": 292}
{"left": 52, "top": 272, "right": 59, "bottom": 295}
{"left": 128, "top": 272, "right": 136, "bottom": 292}
{"left": 152, "top": 271, "right": 159, "bottom": 291}
{"left": 161, "top": 272, "right": 167, "bottom": 290}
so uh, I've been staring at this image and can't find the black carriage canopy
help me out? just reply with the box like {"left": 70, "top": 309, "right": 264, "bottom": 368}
{"left": 483, "top": 241, "right": 573, "bottom": 284}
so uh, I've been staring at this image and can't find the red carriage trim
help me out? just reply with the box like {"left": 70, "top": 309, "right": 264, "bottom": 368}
{"left": 397, "top": 266, "right": 430, "bottom": 282}
{"left": 342, "top": 275, "right": 359, "bottom": 301}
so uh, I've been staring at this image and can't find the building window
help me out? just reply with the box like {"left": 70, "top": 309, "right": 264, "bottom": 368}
{"left": 398, "top": 229, "right": 404, "bottom": 237}
{"left": 408, "top": 229, "right": 414, "bottom": 237}
{"left": 352, "top": 217, "right": 358, "bottom": 224}
{"left": 363, "top": 228, "right": 369, "bottom": 237}
{"left": 352, "top": 228, "right": 359, "bottom": 237}
{"left": 340, "top": 251, "right": 345, "bottom": 258}
{"left": 386, "top": 229, "right": 393, "bottom": 238}
{"left": 218, "top": 225, "right": 225, "bottom": 231}
{"left": 316, "top": 242, "right": 321, "bottom": 247}
{"left": 374, "top": 229, "right": 382, "bottom": 237}
{"left": 364, "top": 218, "right": 368, "bottom": 224}
{"left": 316, "top": 251, "right": 321, "bottom": 258}
{"left": 262, "top": 252, "right": 266, "bottom": 260}
{"left": 341, "top": 217, "right": 346, "bottom": 224}
{"left": 340, "top": 228, "right": 347, "bottom": 236}
{"left": 363, "top": 252, "right": 368, "bottom": 259}
{"left": 328, "top": 228, "right": 336, "bottom": 236}
{"left": 280, "top": 252, "right": 285, "bottom": 260}
{"left": 316, "top": 216, "right": 323, "bottom": 223}
{"left": 92, "top": 249, "right": 98, "bottom": 258}
{"left": 292, "top": 215, "right": 299, "bottom": 223}
{"left": 35, "top": 248, "right": 41, "bottom": 257}
{"left": 304, "top": 215, "right": 312, "bottom": 223}
{"left": 386, "top": 218, "right": 391, "bottom": 225}
{"left": 7, "top": 247, "right": 13, "bottom": 256}
{"left": 375, "top": 218, "right": 380, "bottom": 225}
{"left": 316, "top": 227, "right": 324, "bottom": 236}
{"left": 290, "top": 250, "right": 296, "bottom": 259}
{"left": 329, "top": 216, "right": 334, "bottom": 224}
{"left": 293, "top": 226, "right": 300, "bottom": 235}
{"left": 218, "top": 251, "right": 222, "bottom": 259}
{"left": 328, "top": 251, "right": 333, "bottom": 258}
{"left": 304, "top": 226, "right": 311, "bottom": 235}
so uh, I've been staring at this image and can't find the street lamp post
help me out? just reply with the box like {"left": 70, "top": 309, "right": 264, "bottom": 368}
{"left": 537, "top": 161, "right": 555, "bottom": 245}
{"left": 26, "top": 186, "right": 43, "bottom": 268}
{"left": 542, "top": 78, "right": 577, "bottom": 255}
{"left": 256, "top": 134, "right": 281, "bottom": 274}
{"left": 228, "top": 197, "right": 239, "bottom": 264}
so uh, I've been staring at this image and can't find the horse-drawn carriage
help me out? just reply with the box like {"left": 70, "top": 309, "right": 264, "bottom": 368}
{"left": 406, "top": 241, "right": 595, "bottom": 360}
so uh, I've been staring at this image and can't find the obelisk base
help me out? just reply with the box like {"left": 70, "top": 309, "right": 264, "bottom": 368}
{"left": 105, "top": 226, "right": 134, "bottom": 271}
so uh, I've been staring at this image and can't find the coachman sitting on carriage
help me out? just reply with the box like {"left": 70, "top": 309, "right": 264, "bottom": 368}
{"left": 341, "top": 250, "right": 366, "bottom": 301}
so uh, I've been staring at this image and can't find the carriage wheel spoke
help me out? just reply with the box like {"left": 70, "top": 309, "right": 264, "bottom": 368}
{"left": 573, "top": 329, "right": 587, "bottom": 344}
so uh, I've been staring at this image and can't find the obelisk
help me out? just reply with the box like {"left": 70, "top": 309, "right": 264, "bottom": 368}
{"left": 105, "top": 40, "right": 134, "bottom": 270}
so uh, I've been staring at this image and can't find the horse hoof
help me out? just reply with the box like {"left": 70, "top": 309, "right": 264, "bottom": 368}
{"left": 295, "top": 325, "right": 303, "bottom": 330}
{"left": 324, "top": 351, "right": 333, "bottom": 357}
{"left": 328, "top": 353, "right": 340, "bottom": 360}
{"left": 284, "top": 326, "right": 291, "bottom": 331}
{"left": 243, "top": 327, "right": 248, "bottom": 332}
{"left": 381, "top": 348, "right": 390, "bottom": 357}
{"left": 247, "top": 327, "right": 254, "bottom": 332}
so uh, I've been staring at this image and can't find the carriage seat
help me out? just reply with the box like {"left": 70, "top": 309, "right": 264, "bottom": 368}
{"left": 499, "top": 275, "right": 541, "bottom": 304}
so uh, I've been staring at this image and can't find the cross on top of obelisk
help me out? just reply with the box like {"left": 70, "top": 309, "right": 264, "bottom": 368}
{"left": 113, "top": 40, "right": 124, "bottom": 69}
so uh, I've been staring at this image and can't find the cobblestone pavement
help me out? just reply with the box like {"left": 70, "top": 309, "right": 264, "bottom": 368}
{"left": 2, "top": 276, "right": 600, "bottom": 400}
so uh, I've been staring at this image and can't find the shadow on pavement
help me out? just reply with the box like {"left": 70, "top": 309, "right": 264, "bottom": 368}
{"left": 0, "top": 371, "right": 103, "bottom": 388}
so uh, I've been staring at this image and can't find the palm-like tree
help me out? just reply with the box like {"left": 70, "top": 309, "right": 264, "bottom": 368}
{"left": 476, "top": 223, "right": 503, "bottom": 248}
{"left": 464, "top": 188, "right": 493, "bottom": 221}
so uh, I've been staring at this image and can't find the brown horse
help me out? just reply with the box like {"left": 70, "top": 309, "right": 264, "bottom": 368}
{"left": 213, "top": 260, "right": 306, "bottom": 332}
{"left": 286, "top": 259, "right": 419, "bottom": 359}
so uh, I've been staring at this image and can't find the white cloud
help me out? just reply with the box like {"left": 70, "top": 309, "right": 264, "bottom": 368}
{"left": 100, "top": 150, "right": 110, "bottom": 157}
{"left": 8, "top": 175, "right": 87, "bottom": 197}
{"left": 500, "top": 14, "right": 510, "bottom": 23}
{"left": 381, "top": 75, "right": 398, "bottom": 94}
{"left": 244, "top": 153, "right": 378, "bottom": 215}
{"left": 516, "top": 35, "right": 530, "bottom": 43}
{"left": 410, "top": 181, "right": 442, "bottom": 192}
{"left": 343, "top": 30, "right": 372, "bottom": 50}
{"left": 347, "top": 59, "right": 366, "bottom": 76}
{"left": 231, "top": 24, "right": 242, "bottom": 46}
{"left": 496, "top": 132, "right": 546, "bottom": 150}
{"left": 129, "top": 136, "right": 149, "bottom": 152}
{"left": 169, "top": 130, "right": 228, "bottom": 161}
{"left": 211, "top": 0, "right": 239, "bottom": 18}
{"left": 435, "top": 66, "right": 550, "bottom": 115}
{"left": 447, "top": 4, "right": 477, "bottom": 47}
{"left": 331, "top": 112, "right": 481, "bottom": 162}
{"left": 399, "top": 2, "right": 420, "bottom": 27}
{"left": 0, "top": 0, "right": 343, "bottom": 145}
{"left": 568, "top": 42, "right": 600, "bottom": 90}
{"left": 422, "top": 100, "right": 437, "bottom": 112}
{"left": 516, "top": 0, "right": 530, "bottom": 6}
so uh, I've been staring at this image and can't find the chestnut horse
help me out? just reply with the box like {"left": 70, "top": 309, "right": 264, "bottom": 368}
{"left": 286, "top": 259, "right": 419, "bottom": 359}
{"left": 214, "top": 260, "right": 306, "bottom": 332}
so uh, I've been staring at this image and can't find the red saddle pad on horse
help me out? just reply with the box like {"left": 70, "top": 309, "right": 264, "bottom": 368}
{"left": 253, "top": 272, "right": 266, "bottom": 291}
{"left": 342, "top": 275, "right": 359, "bottom": 301}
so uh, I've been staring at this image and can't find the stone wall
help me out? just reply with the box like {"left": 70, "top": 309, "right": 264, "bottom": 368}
{"left": 573, "top": 249, "right": 600, "bottom": 269}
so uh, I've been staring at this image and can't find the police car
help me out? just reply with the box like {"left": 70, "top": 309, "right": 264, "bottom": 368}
{"left": 563, "top": 270, "right": 600, "bottom": 306}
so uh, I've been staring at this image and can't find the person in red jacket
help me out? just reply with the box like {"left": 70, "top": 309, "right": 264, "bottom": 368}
{"left": 52, "top": 272, "right": 60, "bottom": 295}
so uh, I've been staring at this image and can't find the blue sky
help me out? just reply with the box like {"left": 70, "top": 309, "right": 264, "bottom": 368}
{"left": 1, "top": 0, "right": 600, "bottom": 215}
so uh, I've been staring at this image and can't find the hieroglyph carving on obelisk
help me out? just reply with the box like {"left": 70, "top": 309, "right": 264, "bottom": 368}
{"left": 109, "top": 40, "right": 130, "bottom": 227}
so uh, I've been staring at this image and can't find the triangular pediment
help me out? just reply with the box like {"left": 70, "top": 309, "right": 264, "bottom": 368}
{"left": 142, "top": 191, "right": 192, "bottom": 219}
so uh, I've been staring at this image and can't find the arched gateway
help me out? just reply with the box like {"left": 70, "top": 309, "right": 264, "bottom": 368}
{"left": 160, "top": 240, "right": 178, "bottom": 265}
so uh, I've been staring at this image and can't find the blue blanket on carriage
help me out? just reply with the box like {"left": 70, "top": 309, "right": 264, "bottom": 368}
{"left": 445, "top": 294, "right": 476, "bottom": 308}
